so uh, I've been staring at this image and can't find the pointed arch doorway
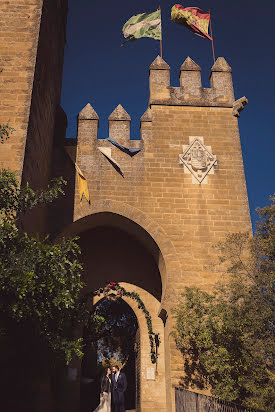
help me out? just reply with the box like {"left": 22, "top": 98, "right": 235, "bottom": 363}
{"left": 81, "top": 296, "right": 139, "bottom": 411}
{"left": 71, "top": 211, "right": 169, "bottom": 412}
{"left": 82, "top": 283, "right": 166, "bottom": 412}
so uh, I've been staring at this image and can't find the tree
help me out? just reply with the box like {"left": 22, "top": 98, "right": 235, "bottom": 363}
{"left": 172, "top": 196, "right": 275, "bottom": 411}
{"left": 0, "top": 169, "right": 86, "bottom": 364}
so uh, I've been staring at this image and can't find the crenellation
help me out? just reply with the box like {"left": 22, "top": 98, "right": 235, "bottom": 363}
{"left": 149, "top": 55, "right": 171, "bottom": 103}
{"left": 209, "top": 57, "right": 235, "bottom": 104}
{"left": 108, "top": 104, "right": 131, "bottom": 144}
{"left": 148, "top": 55, "right": 240, "bottom": 108}
{"left": 179, "top": 56, "right": 202, "bottom": 98}
{"left": 77, "top": 103, "right": 99, "bottom": 144}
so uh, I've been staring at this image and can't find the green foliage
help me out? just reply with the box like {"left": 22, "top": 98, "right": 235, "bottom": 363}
{"left": 0, "top": 169, "right": 66, "bottom": 218}
{"left": 172, "top": 196, "right": 275, "bottom": 411}
{"left": 0, "top": 169, "right": 88, "bottom": 364}
{"left": 0, "top": 70, "right": 15, "bottom": 143}
{"left": 0, "top": 124, "right": 15, "bottom": 143}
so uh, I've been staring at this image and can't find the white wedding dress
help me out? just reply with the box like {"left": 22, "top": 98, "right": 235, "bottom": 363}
{"left": 93, "top": 392, "right": 111, "bottom": 412}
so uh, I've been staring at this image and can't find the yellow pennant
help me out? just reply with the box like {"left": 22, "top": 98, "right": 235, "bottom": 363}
{"left": 65, "top": 147, "right": 90, "bottom": 205}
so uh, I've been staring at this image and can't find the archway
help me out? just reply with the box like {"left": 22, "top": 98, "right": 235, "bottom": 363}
{"left": 78, "top": 221, "right": 162, "bottom": 302}
{"left": 80, "top": 297, "right": 138, "bottom": 412}
{"left": 58, "top": 211, "right": 172, "bottom": 411}
{"left": 92, "top": 283, "right": 167, "bottom": 412}
{"left": 59, "top": 201, "right": 183, "bottom": 305}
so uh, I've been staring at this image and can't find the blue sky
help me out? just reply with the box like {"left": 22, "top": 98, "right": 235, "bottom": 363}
{"left": 61, "top": 0, "right": 275, "bottom": 227}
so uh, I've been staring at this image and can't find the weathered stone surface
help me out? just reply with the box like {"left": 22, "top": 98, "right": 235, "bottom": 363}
{"left": 211, "top": 57, "right": 232, "bottom": 72}
{"left": 109, "top": 104, "right": 131, "bottom": 121}
{"left": 179, "top": 57, "right": 202, "bottom": 94}
{"left": 148, "top": 56, "right": 236, "bottom": 106}
{"left": 0, "top": 0, "right": 68, "bottom": 236}
{"left": 180, "top": 56, "right": 201, "bottom": 72}
{"left": 150, "top": 55, "right": 170, "bottom": 70}
{"left": 233, "top": 96, "right": 248, "bottom": 117}
{"left": 78, "top": 103, "right": 99, "bottom": 120}
{"left": 140, "top": 108, "right": 153, "bottom": 123}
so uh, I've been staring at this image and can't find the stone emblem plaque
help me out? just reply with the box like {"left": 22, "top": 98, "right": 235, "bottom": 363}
{"left": 179, "top": 136, "right": 217, "bottom": 184}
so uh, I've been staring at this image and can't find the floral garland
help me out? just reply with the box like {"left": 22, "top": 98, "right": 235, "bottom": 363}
{"left": 92, "top": 282, "right": 158, "bottom": 364}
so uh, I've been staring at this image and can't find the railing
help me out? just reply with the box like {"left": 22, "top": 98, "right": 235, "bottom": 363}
{"left": 175, "top": 388, "right": 264, "bottom": 412}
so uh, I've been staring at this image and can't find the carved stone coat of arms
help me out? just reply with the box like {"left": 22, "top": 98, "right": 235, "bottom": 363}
{"left": 179, "top": 137, "right": 217, "bottom": 184}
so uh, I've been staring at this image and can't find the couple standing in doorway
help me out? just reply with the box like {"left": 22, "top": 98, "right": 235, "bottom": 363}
{"left": 93, "top": 365, "right": 127, "bottom": 412}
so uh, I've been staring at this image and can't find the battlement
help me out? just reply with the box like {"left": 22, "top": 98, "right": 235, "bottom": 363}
{"left": 75, "top": 56, "right": 247, "bottom": 144}
{"left": 149, "top": 55, "right": 236, "bottom": 107}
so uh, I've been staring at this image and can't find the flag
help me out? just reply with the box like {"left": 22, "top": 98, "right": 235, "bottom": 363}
{"left": 75, "top": 163, "right": 90, "bottom": 204}
{"left": 98, "top": 147, "right": 124, "bottom": 177}
{"left": 171, "top": 5, "right": 212, "bottom": 40}
{"left": 122, "top": 9, "right": 161, "bottom": 43}
{"left": 65, "top": 148, "right": 90, "bottom": 204}
{"left": 106, "top": 137, "right": 142, "bottom": 157}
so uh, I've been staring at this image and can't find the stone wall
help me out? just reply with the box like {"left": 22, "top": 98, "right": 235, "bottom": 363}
{"left": 0, "top": 0, "right": 43, "bottom": 174}
{"left": 58, "top": 55, "right": 251, "bottom": 411}
{"left": 21, "top": 0, "right": 68, "bottom": 235}
{"left": 0, "top": 0, "right": 68, "bottom": 235}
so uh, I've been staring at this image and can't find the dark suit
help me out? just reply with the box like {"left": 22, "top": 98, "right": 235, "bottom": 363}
{"left": 111, "top": 371, "right": 127, "bottom": 412}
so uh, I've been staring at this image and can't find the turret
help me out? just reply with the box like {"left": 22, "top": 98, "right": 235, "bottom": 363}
{"left": 209, "top": 57, "right": 234, "bottom": 103}
{"left": 149, "top": 55, "right": 170, "bottom": 103}
{"left": 77, "top": 103, "right": 98, "bottom": 144}
{"left": 108, "top": 104, "right": 131, "bottom": 145}
{"left": 179, "top": 57, "right": 202, "bottom": 98}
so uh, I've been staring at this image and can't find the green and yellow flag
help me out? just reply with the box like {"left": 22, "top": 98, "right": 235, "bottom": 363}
{"left": 122, "top": 9, "right": 162, "bottom": 43}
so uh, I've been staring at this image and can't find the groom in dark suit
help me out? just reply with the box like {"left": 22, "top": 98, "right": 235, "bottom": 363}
{"left": 111, "top": 365, "right": 127, "bottom": 412}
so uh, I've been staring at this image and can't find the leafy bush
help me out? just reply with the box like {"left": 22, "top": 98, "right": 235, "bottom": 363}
{"left": 172, "top": 196, "right": 275, "bottom": 411}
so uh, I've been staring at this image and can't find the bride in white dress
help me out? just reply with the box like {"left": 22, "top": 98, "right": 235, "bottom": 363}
{"left": 93, "top": 368, "right": 112, "bottom": 412}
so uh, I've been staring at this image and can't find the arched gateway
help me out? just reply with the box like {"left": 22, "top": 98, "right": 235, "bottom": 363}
{"left": 0, "top": 2, "right": 251, "bottom": 410}
{"left": 59, "top": 210, "right": 174, "bottom": 412}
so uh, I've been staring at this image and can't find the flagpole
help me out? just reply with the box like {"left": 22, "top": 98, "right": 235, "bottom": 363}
{"left": 209, "top": 10, "right": 215, "bottom": 64}
{"left": 158, "top": 5, "right": 163, "bottom": 58}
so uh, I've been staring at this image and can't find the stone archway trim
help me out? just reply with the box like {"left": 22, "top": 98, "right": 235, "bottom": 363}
{"left": 58, "top": 199, "right": 182, "bottom": 312}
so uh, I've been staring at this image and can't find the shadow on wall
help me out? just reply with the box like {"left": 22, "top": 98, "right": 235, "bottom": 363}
{"left": 79, "top": 224, "right": 162, "bottom": 302}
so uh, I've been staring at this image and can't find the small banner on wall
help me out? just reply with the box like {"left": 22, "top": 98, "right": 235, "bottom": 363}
{"left": 65, "top": 147, "right": 91, "bottom": 205}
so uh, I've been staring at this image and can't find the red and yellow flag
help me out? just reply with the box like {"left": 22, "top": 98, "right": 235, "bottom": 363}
{"left": 171, "top": 5, "right": 212, "bottom": 40}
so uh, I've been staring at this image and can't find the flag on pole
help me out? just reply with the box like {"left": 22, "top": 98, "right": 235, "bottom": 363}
{"left": 171, "top": 5, "right": 212, "bottom": 40}
{"left": 122, "top": 9, "right": 162, "bottom": 43}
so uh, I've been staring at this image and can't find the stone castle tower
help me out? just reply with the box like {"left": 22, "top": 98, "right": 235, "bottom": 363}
{"left": 0, "top": 1, "right": 250, "bottom": 411}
